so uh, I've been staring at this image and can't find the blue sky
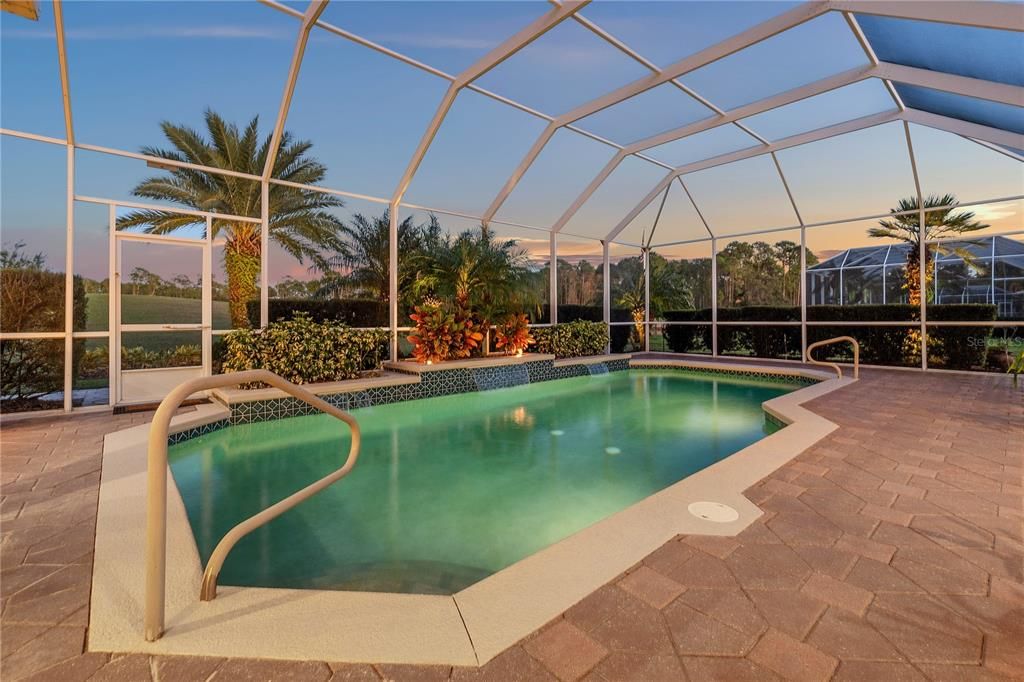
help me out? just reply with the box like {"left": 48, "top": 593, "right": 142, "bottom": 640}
{"left": 1, "top": 1, "right": 1020, "bottom": 284}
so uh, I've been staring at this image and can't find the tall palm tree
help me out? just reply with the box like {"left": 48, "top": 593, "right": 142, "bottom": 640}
{"left": 868, "top": 194, "right": 989, "bottom": 305}
{"left": 316, "top": 210, "right": 440, "bottom": 304}
{"left": 116, "top": 110, "right": 345, "bottom": 327}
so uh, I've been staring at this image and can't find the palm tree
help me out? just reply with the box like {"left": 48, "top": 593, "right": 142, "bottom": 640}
{"left": 116, "top": 110, "right": 346, "bottom": 328}
{"left": 316, "top": 209, "right": 440, "bottom": 304}
{"left": 868, "top": 194, "right": 989, "bottom": 305}
{"left": 415, "top": 229, "right": 539, "bottom": 341}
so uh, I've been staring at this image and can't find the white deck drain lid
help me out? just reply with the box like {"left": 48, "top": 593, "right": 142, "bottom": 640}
{"left": 688, "top": 501, "right": 740, "bottom": 523}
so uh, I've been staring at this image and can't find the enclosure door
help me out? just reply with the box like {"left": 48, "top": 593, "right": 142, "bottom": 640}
{"left": 114, "top": 232, "right": 211, "bottom": 405}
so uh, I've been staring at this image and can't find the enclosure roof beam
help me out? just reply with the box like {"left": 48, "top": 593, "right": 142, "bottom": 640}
{"left": 389, "top": 1, "right": 589, "bottom": 208}
{"left": 262, "top": 0, "right": 329, "bottom": 180}
{"left": 829, "top": 1, "right": 1024, "bottom": 32}
{"left": 480, "top": 2, "right": 830, "bottom": 226}
{"left": 901, "top": 108, "right": 1024, "bottom": 150}
{"left": 877, "top": 62, "right": 1024, "bottom": 106}
{"left": 543, "top": 65, "right": 875, "bottom": 235}
{"left": 53, "top": 0, "right": 73, "bottom": 145}
{"left": 604, "top": 110, "right": 901, "bottom": 244}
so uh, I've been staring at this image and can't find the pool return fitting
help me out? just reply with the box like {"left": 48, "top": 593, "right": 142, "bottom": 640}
{"left": 144, "top": 369, "right": 361, "bottom": 642}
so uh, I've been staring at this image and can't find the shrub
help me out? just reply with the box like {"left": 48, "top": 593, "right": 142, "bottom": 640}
{"left": 221, "top": 313, "right": 388, "bottom": 385}
{"left": 407, "top": 300, "right": 484, "bottom": 363}
{"left": 0, "top": 265, "right": 87, "bottom": 402}
{"left": 662, "top": 309, "right": 712, "bottom": 354}
{"left": 494, "top": 313, "right": 535, "bottom": 356}
{"left": 927, "top": 303, "right": 997, "bottom": 370}
{"left": 658, "top": 304, "right": 998, "bottom": 368}
{"left": 248, "top": 298, "right": 388, "bottom": 327}
{"left": 532, "top": 305, "right": 632, "bottom": 353}
{"left": 532, "top": 321, "right": 608, "bottom": 358}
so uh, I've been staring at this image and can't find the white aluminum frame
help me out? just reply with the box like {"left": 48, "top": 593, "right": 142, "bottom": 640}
{"left": 2, "top": 0, "right": 1022, "bottom": 416}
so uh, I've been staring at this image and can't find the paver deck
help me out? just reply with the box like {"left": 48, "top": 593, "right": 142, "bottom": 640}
{"left": 2, "top": 366, "right": 1021, "bottom": 681}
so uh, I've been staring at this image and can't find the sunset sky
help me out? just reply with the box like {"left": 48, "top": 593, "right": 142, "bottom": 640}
{"left": 2, "top": 1, "right": 1020, "bottom": 285}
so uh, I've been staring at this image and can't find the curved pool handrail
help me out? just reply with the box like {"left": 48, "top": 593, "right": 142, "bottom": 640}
{"left": 805, "top": 336, "right": 860, "bottom": 380}
{"left": 145, "top": 369, "right": 360, "bottom": 642}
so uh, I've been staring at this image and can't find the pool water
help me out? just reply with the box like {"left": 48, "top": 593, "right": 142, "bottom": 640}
{"left": 169, "top": 370, "right": 795, "bottom": 594}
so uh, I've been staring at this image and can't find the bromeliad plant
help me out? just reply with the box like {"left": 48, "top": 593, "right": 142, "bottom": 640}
{"left": 407, "top": 298, "right": 484, "bottom": 363}
{"left": 494, "top": 313, "right": 535, "bottom": 356}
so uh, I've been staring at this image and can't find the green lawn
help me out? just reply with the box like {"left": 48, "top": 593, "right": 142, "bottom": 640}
{"left": 85, "top": 294, "right": 233, "bottom": 352}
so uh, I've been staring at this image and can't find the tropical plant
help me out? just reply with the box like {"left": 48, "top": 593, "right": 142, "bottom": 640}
{"left": 868, "top": 194, "right": 989, "bottom": 305}
{"left": 317, "top": 210, "right": 441, "bottom": 304}
{"left": 414, "top": 229, "right": 538, "bottom": 328}
{"left": 407, "top": 298, "right": 483, "bottom": 363}
{"left": 1009, "top": 349, "right": 1024, "bottom": 387}
{"left": 116, "top": 110, "right": 346, "bottom": 328}
{"left": 494, "top": 313, "right": 535, "bottom": 356}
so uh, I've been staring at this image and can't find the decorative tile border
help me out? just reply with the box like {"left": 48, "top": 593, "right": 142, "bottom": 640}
{"left": 630, "top": 362, "right": 818, "bottom": 387}
{"left": 170, "top": 355, "right": 795, "bottom": 443}
{"left": 167, "top": 418, "right": 230, "bottom": 445}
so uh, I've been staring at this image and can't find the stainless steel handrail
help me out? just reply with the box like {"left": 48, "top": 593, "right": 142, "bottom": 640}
{"left": 144, "top": 369, "right": 361, "bottom": 642}
{"left": 806, "top": 336, "right": 860, "bottom": 379}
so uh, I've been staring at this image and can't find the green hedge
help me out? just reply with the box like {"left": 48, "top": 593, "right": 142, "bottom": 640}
{"left": 222, "top": 314, "right": 389, "bottom": 386}
{"left": 248, "top": 298, "right": 388, "bottom": 327}
{"left": 532, "top": 321, "right": 609, "bottom": 359}
{"left": 534, "top": 305, "right": 632, "bottom": 353}
{"left": 662, "top": 310, "right": 712, "bottom": 354}
{"left": 660, "top": 304, "right": 998, "bottom": 369}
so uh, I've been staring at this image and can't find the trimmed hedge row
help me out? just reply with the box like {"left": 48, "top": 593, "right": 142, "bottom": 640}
{"left": 532, "top": 321, "right": 609, "bottom": 359}
{"left": 533, "top": 304, "right": 632, "bottom": 353}
{"left": 661, "top": 304, "right": 998, "bottom": 369}
{"left": 248, "top": 298, "right": 388, "bottom": 327}
{"left": 222, "top": 314, "right": 389, "bottom": 386}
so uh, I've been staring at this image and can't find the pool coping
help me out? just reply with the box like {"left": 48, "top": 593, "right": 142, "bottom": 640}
{"left": 89, "top": 359, "right": 848, "bottom": 666}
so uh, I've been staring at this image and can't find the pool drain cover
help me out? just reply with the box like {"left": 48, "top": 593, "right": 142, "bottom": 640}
{"left": 688, "top": 501, "right": 740, "bottom": 523}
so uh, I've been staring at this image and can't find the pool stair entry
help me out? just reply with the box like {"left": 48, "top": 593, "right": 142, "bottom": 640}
{"left": 472, "top": 363, "right": 531, "bottom": 391}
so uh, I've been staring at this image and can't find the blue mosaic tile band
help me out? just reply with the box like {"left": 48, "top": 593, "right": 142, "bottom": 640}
{"left": 632, "top": 363, "right": 818, "bottom": 387}
{"left": 171, "top": 356, "right": 813, "bottom": 437}
{"left": 168, "top": 418, "right": 230, "bottom": 445}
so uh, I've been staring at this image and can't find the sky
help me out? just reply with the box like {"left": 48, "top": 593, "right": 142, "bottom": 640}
{"left": 1, "top": 0, "right": 1021, "bottom": 286}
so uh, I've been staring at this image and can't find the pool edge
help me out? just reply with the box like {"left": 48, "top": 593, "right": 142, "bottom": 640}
{"left": 90, "top": 363, "right": 849, "bottom": 666}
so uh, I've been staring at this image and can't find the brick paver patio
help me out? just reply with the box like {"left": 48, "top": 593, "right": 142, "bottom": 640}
{"left": 1, "top": 367, "right": 1021, "bottom": 681}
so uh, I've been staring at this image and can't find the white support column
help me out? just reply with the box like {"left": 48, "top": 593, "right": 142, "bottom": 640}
{"left": 389, "top": 202, "right": 399, "bottom": 362}
{"left": 63, "top": 145, "right": 74, "bottom": 412}
{"left": 771, "top": 151, "right": 806, "bottom": 360}
{"left": 107, "top": 205, "right": 117, "bottom": 406}
{"left": 202, "top": 217, "right": 213, "bottom": 377}
{"left": 800, "top": 227, "right": 808, "bottom": 361}
{"left": 643, "top": 247, "right": 651, "bottom": 352}
{"left": 711, "top": 237, "right": 718, "bottom": 357}
{"left": 902, "top": 121, "right": 928, "bottom": 370}
{"left": 602, "top": 241, "right": 611, "bottom": 353}
{"left": 260, "top": 180, "right": 269, "bottom": 328}
{"left": 549, "top": 232, "right": 558, "bottom": 324}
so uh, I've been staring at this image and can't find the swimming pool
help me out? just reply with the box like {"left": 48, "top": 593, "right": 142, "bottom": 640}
{"left": 168, "top": 369, "right": 796, "bottom": 594}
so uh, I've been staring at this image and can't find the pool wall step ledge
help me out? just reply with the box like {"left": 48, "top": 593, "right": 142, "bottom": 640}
{"left": 90, "top": 361, "right": 849, "bottom": 666}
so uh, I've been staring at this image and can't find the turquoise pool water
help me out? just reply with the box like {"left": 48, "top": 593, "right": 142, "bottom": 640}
{"left": 169, "top": 370, "right": 795, "bottom": 594}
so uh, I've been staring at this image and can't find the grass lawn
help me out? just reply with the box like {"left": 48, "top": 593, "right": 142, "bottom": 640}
{"left": 85, "top": 294, "right": 233, "bottom": 352}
